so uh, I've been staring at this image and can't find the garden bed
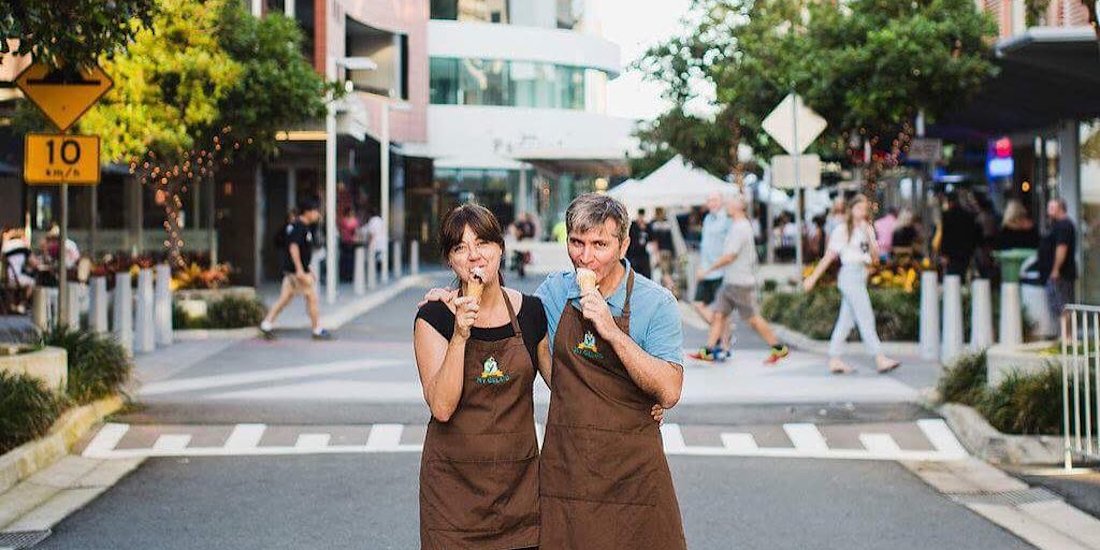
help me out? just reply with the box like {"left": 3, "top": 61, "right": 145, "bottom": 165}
{"left": 761, "top": 287, "right": 920, "bottom": 342}
{"left": 0, "top": 345, "right": 66, "bottom": 393}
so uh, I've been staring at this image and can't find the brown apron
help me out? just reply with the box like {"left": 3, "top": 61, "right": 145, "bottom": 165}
{"left": 419, "top": 286, "right": 540, "bottom": 549}
{"left": 540, "top": 269, "right": 687, "bottom": 549}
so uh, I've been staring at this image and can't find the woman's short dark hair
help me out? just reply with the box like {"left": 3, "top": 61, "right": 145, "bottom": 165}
{"left": 439, "top": 203, "right": 506, "bottom": 258}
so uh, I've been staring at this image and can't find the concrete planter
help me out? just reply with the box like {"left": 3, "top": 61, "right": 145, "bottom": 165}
{"left": 173, "top": 286, "right": 256, "bottom": 302}
{"left": 986, "top": 340, "right": 1058, "bottom": 387}
{"left": 0, "top": 346, "right": 67, "bottom": 393}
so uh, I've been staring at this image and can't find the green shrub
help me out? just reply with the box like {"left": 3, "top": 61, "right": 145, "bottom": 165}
{"left": 979, "top": 362, "right": 1068, "bottom": 436}
{"left": 0, "top": 372, "right": 63, "bottom": 454}
{"left": 205, "top": 297, "right": 266, "bottom": 329}
{"left": 42, "top": 326, "right": 132, "bottom": 404}
{"left": 760, "top": 287, "right": 918, "bottom": 341}
{"left": 938, "top": 352, "right": 987, "bottom": 406}
{"left": 172, "top": 303, "right": 209, "bottom": 330}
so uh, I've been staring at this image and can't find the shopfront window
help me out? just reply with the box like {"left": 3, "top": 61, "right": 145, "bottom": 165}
{"left": 430, "top": 57, "right": 601, "bottom": 110}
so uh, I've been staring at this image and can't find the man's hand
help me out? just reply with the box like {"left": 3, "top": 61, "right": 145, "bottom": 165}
{"left": 579, "top": 289, "right": 618, "bottom": 338}
{"left": 695, "top": 267, "right": 707, "bottom": 281}
{"left": 1050, "top": 270, "right": 1061, "bottom": 281}
{"left": 295, "top": 271, "right": 313, "bottom": 286}
{"left": 418, "top": 287, "right": 458, "bottom": 309}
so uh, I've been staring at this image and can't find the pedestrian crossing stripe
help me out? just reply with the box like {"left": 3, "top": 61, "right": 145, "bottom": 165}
{"left": 82, "top": 420, "right": 969, "bottom": 462}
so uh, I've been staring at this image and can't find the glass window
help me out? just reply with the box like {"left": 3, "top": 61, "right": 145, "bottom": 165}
{"left": 430, "top": 58, "right": 459, "bottom": 104}
{"left": 430, "top": 57, "right": 602, "bottom": 110}
{"left": 432, "top": 0, "right": 508, "bottom": 23}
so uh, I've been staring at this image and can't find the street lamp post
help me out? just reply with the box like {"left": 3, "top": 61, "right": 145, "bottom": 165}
{"left": 324, "top": 56, "right": 377, "bottom": 305}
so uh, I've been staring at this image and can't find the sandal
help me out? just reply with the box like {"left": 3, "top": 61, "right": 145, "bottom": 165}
{"left": 828, "top": 359, "right": 853, "bottom": 375}
{"left": 876, "top": 358, "right": 901, "bottom": 374}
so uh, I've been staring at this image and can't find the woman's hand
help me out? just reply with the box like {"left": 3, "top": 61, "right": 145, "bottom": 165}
{"left": 651, "top": 404, "right": 665, "bottom": 425}
{"left": 802, "top": 277, "right": 816, "bottom": 293}
{"left": 452, "top": 296, "right": 479, "bottom": 340}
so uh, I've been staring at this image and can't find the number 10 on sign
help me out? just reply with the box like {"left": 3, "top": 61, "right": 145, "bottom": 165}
{"left": 24, "top": 134, "right": 101, "bottom": 185}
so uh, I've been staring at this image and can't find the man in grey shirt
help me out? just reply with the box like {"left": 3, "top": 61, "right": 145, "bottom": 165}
{"left": 692, "top": 195, "right": 789, "bottom": 364}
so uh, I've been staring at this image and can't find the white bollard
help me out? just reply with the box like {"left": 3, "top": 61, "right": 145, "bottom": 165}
{"left": 941, "top": 275, "right": 964, "bottom": 364}
{"left": 154, "top": 264, "right": 173, "bottom": 346}
{"left": 113, "top": 272, "right": 133, "bottom": 356}
{"left": 367, "top": 243, "right": 378, "bottom": 290}
{"left": 970, "top": 279, "right": 994, "bottom": 350}
{"left": 393, "top": 241, "right": 403, "bottom": 279}
{"left": 135, "top": 268, "right": 155, "bottom": 353}
{"left": 66, "top": 282, "right": 82, "bottom": 329}
{"left": 89, "top": 277, "right": 109, "bottom": 333}
{"left": 410, "top": 240, "right": 419, "bottom": 276}
{"left": 381, "top": 242, "right": 390, "bottom": 284}
{"left": 919, "top": 271, "right": 940, "bottom": 361}
{"left": 354, "top": 246, "right": 366, "bottom": 296}
{"left": 999, "top": 281, "right": 1023, "bottom": 346}
{"left": 32, "top": 287, "right": 50, "bottom": 330}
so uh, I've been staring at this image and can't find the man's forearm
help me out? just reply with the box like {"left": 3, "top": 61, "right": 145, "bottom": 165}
{"left": 707, "top": 252, "right": 737, "bottom": 273}
{"left": 289, "top": 244, "right": 305, "bottom": 273}
{"left": 606, "top": 329, "right": 683, "bottom": 408}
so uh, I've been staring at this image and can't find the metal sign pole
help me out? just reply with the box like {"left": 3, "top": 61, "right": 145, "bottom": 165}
{"left": 791, "top": 92, "right": 804, "bottom": 282}
{"left": 59, "top": 181, "right": 69, "bottom": 328}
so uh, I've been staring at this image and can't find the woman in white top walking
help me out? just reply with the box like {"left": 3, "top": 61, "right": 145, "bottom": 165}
{"left": 803, "top": 194, "right": 901, "bottom": 375}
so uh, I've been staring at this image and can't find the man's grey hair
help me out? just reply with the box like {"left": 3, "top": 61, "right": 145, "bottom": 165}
{"left": 566, "top": 193, "right": 630, "bottom": 243}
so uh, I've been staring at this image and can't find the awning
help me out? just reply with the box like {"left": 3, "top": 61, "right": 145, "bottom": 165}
{"left": 935, "top": 26, "right": 1100, "bottom": 137}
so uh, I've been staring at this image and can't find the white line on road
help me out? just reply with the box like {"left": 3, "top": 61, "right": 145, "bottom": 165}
{"left": 859, "top": 433, "right": 902, "bottom": 455}
{"left": 661, "top": 424, "right": 687, "bottom": 453}
{"left": 83, "top": 423, "right": 130, "bottom": 456}
{"left": 152, "top": 434, "right": 191, "bottom": 451}
{"left": 295, "top": 434, "right": 332, "bottom": 449}
{"left": 917, "top": 419, "right": 969, "bottom": 459}
{"left": 721, "top": 433, "right": 760, "bottom": 452}
{"left": 783, "top": 423, "right": 829, "bottom": 452}
{"left": 365, "top": 424, "right": 404, "bottom": 451}
{"left": 223, "top": 424, "right": 266, "bottom": 451}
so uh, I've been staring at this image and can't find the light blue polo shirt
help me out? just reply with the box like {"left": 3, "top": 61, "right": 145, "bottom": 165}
{"left": 535, "top": 259, "right": 685, "bottom": 366}
{"left": 700, "top": 211, "right": 731, "bottom": 280}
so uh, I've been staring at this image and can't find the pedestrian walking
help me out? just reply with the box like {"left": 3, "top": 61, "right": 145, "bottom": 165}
{"left": 647, "top": 207, "right": 676, "bottom": 291}
{"left": 874, "top": 207, "right": 898, "bottom": 260}
{"left": 413, "top": 204, "right": 549, "bottom": 549}
{"left": 804, "top": 194, "right": 900, "bottom": 375}
{"left": 691, "top": 193, "right": 731, "bottom": 326}
{"left": 1038, "top": 198, "right": 1077, "bottom": 329}
{"left": 259, "top": 198, "right": 331, "bottom": 340}
{"left": 536, "top": 193, "right": 686, "bottom": 549}
{"left": 691, "top": 195, "right": 789, "bottom": 364}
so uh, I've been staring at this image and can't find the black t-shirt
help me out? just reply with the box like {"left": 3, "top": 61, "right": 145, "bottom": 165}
{"left": 647, "top": 220, "right": 674, "bottom": 251}
{"left": 281, "top": 220, "right": 314, "bottom": 274}
{"left": 1038, "top": 218, "right": 1077, "bottom": 282}
{"left": 415, "top": 294, "right": 548, "bottom": 367}
{"left": 627, "top": 220, "right": 649, "bottom": 258}
{"left": 940, "top": 208, "right": 978, "bottom": 257}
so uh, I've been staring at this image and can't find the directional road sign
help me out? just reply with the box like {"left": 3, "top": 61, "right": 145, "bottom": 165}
{"left": 24, "top": 134, "right": 101, "bottom": 185}
{"left": 15, "top": 63, "right": 114, "bottom": 132}
{"left": 762, "top": 94, "right": 827, "bottom": 155}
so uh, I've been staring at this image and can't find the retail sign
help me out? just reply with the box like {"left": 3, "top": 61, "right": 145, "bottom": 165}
{"left": 23, "top": 134, "right": 101, "bottom": 185}
{"left": 986, "top": 136, "right": 1014, "bottom": 179}
{"left": 762, "top": 94, "right": 827, "bottom": 155}
{"left": 907, "top": 138, "right": 943, "bottom": 163}
{"left": 770, "top": 155, "right": 821, "bottom": 190}
{"left": 15, "top": 63, "right": 114, "bottom": 132}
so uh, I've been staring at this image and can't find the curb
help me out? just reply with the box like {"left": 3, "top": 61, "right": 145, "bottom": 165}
{"left": 0, "top": 395, "right": 124, "bottom": 496}
{"left": 772, "top": 324, "right": 922, "bottom": 357}
{"left": 938, "top": 402, "right": 1064, "bottom": 465}
{"left": 172, "top": 327, "right": 258, "bottom": 341}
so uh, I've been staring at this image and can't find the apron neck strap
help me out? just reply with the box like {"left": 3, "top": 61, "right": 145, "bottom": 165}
{"left": 622, "top": 268, "right": 635, "bottom": 318}
{"left": 501, "top": 285, "right": 522, "bottom": 335}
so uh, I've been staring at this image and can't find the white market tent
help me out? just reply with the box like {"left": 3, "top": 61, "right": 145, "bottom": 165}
{"left": 608, "top": 155, "right": 737, "bottom": 212}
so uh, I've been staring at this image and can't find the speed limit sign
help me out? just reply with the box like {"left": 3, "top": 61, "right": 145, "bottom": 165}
{"left": 24, "top": 133, "right": 101, "bottom": 185}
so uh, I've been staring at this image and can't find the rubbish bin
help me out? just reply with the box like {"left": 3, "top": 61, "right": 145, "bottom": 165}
{"left": 993, "top": 248, "right": 1036, "bottom": 283}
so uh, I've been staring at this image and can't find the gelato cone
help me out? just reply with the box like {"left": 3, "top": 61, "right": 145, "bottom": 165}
{"left": 576, "top": 268, "right": 598, "bottom": 293}
{"left": 467, "top": 267, "right": 486, "bottom": 301}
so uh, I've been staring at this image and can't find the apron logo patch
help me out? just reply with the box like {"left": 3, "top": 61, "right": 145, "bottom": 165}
{"left": 475, "top": 356, "right": 510, "bottom": 385}
{"left": 573, "top": 331, "right": 604, "bottom": 360}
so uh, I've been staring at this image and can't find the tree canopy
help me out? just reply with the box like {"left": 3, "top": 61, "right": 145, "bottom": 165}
{"left": 1, "top": 0, "right": 157, "bottom": 69}
{"left": 635, "top": 0, "right": 998, "bottom": 182}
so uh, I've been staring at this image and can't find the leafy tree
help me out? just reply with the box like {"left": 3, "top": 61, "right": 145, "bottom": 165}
{"left": 0, "top": 0, "right": 157, "bottom": 69}
{"left": 637, "top": 0, "right": 998, "bottom": 191}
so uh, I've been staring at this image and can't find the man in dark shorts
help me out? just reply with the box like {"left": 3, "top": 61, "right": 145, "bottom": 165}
{"left": 260, "top": 198, "right": 332, "bottom": 340}
{"left": 692, "top": 193, "right": 730, "bottom": 328}
{"left": 1038, "top": 198, "right": 1077, "bottom": 330}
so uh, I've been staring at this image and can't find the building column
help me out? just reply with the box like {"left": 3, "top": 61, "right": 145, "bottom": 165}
{"left": 1058, "top": 120, "right": 1081, "bottom": 223}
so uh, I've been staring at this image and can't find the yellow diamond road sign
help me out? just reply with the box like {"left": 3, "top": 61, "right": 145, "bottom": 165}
{"left": 24, "top": 134, "right": 101, "bottom": 186}
{"left": 15, "top": 63, "right": 113, "bottom": 132}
